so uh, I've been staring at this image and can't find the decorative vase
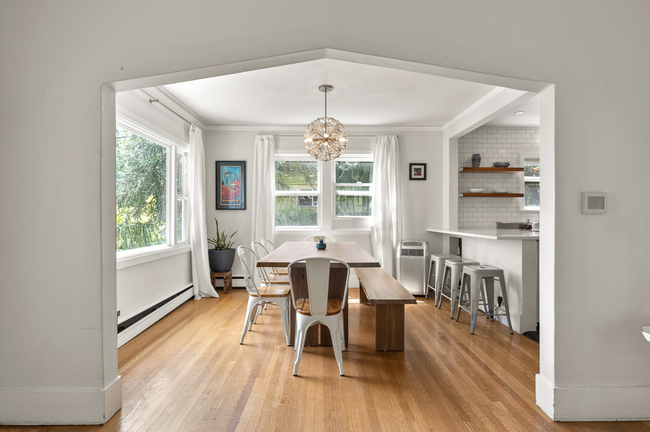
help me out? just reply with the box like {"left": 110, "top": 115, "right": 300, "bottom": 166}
{"left": 316, "top": 239, "right": 327, "bottom": 250}
{"left": 471, "top": 154, "right": 482, "bottom": 167}
{"left": 208, "top": 248, "right": 236, "bottom": 272}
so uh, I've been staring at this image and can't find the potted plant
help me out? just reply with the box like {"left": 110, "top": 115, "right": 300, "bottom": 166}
{"left": 207, "top": 218, "right": 237, "bottom": 273}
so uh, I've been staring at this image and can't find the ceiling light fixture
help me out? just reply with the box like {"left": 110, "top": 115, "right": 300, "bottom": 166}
{"left": 514, "top": 111, "right": 525, "bottom": 115}
{"left": 304, "top": 85, "right": 347, "bottom": 161}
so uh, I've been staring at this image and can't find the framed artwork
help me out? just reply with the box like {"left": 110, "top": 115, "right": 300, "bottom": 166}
{"left": 216, "top": 161, "right": 246, "bottom": 210}
{"left": 409, "top": 163, "right": 426, "bottom": 180}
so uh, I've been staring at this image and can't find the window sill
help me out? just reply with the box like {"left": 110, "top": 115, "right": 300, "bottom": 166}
{"left": 520, "top": 208, "right": 540, "bottom": 213}
{"left": 275, "top": 228, "right": 371, "bottom": 235}
{"left": 117, "top": 243, "right": 191, "bottom": 270}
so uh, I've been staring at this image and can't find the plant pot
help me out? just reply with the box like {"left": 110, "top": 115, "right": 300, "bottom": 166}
{"left": 208, "top": 248, "right": 236, "bottom": 272}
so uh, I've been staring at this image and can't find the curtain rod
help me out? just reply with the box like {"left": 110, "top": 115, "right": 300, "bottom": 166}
{"left": 140, "top": 89, "right": 193, "bottom": 126}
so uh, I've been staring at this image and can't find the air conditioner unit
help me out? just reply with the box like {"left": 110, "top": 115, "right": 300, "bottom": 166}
{"left": 396, "top": 240, "right": 429, "bottom": 296}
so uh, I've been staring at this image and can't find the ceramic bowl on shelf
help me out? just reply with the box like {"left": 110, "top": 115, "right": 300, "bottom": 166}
{"left": 493, "top": 162, "right": 511, "bottom": 167}
{"left": 468, "top": 188, "right": 484, "bottom": 193}
{"left": 493, "top": 189, "right": 508, "bottom": 193}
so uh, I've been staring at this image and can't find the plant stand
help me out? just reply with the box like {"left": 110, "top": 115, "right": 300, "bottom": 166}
{"left": 210, "top": 270, "right": 233, "bottom": 294}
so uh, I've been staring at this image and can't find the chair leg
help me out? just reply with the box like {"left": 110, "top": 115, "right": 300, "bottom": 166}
{"left": 437, "top": 266, "right": 449, "bottom": 308}
{"left": 240, "top": 298, "right": 256, "bottom": 344}
{"left": 324, "top": 317, "right": 344, "bottom": 376}
{"left": 339, "top": 314, "right": 346, "bottom": 352}
{"left": 293, "top": 323, "right": 308, "bottom": 376}
{"left": 484, "top": 278, "right": 495, "bottom": 320}
{"left": 498, "top": 275, "right": 514, "bottom": 334}
{"left": 279, "top": 300, "right": 290, "bottom": 346}
{"left": 456, "top": 273, "right": 468, "bottom": 321}
{"left": 470, "top": 276, "right": 481, "bottom": 335}
{"left": 253, "top": 303, "right": 262, "bottom": 324}
{"left": 449, "top": 266, "right": 460, "bottom": 319}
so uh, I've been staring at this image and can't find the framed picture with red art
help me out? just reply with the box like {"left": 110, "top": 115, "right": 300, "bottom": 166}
{"left": 409, "top": 163, "right": 426, "bottom": 180}
{"left": 216, "top": 161, "right": 246, "bottom": 210}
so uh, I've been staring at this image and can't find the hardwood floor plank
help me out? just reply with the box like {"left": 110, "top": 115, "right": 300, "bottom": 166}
{"left": 2, "top": 289, "right": 649, "bottom": 432}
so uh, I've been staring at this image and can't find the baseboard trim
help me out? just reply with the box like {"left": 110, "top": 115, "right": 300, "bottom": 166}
{"left": 536, "top": 374, "right": 650, "bottom": 421}
{"left": 0, "top": 376, "right": 122, "bottom": 425}
{"left": 118, "top": 289, "right": 193, "bottom": 347}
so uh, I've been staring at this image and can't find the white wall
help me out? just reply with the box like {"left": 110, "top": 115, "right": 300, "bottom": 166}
{"left": 458, "top": 126, "right": 540, "bottom": 228}
{"left": 115, "top": 90, "right": 193, "bottom": 323}
{"left": 204, "top": 128, "right": 444, "bottom": 283}
{"left": 1, "top": 0, "right": 650, "bottom": 424}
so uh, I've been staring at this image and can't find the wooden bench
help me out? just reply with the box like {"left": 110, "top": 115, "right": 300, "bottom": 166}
{"left": 354, "top": 268, "right": 417, "bottom": 351}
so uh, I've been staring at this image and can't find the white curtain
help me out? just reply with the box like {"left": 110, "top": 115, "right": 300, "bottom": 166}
{"left": 251, "top": 135, "right": 275, "bottom": 246}
{"left": 371, "top": 135, "right": 403, "bottom": 277}
{"left": 188, "top": 125, "right": 218, "bottom": 299}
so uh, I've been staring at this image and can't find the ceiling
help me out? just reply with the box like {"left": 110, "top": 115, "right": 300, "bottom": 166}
{"left": 161, "top": 59, "right": 539, "bottom": 128}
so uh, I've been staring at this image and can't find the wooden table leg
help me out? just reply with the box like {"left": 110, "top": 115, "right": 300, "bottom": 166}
{"left": 358, "top": 279, "right": 370, "bottom": 304}
{"left": 228, "top": 271, "right": 232, "bottom": 293}
{"left": 222, "top": 273, "right": 228, "bottom": 294}
{"left": 375, "top": 304, "right": 405, "bottom": 351}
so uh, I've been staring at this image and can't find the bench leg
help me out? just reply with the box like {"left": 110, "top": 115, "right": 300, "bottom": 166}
{"left": 375, "top": 304, "right": 405, "bottom": 351}
{"left": 358, "top": 279, "right": 370, "bottom": 304}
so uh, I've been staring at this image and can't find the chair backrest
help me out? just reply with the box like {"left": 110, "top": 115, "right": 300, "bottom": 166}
{"left": 303, "top": 235, "right": 336, "bottom": 243}
{"left": 261, "top": 238, "right": 275, "bottom": 251}
{"left": 287, "top": 257, "right": 350, "bottom": 316}
{"left": 237, "top": 246, "right": 268, "bottom": 296}
{"left": 251, "top": 241, "right": 276, "bottom": 279}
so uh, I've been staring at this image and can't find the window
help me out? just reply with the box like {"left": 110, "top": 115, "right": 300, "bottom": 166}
{"left": 275, "top": 160, "right": 320, "bottom": 228}
{"left": 334, "top": 160, "right": 373, "bottom": 217}
{"left": 523, "top": 157, "right": 540, "bottom": 210}
{"left": 116, "top": 119, "right": 188, "bottom": 255}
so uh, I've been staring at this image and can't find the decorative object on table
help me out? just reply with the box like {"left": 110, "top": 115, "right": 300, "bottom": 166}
{"left": 493, "top": 161, "right": 511, "bottom": 167}
{"left": 316, "top": 236, "right": 327, "bottom": 250}
{"left": 216, "top": 161, "right": 246, "bottom": 210}
{"left": 468, "top": 188, "right": 484, "bottom": 193}
{"left": 210, "top": 270, "right": 233, "bottom": 294}
{"left": 207, "top": 218, "right": 237, "bottom": 272}
{"left": 524, "top": 219, "right": 533, "bottom": 230}
{"left": 409, "top": 163, "right": 426, "bottom": 180}
{"left": 471, "top": 153, "right": 481, "bottom": 167}
{"left": 304, "top": 85, "right": 348, "bottom": 162}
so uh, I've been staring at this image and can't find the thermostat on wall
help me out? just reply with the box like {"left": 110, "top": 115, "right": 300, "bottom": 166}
{"left": 581, "top": 192, "right": 607, "bottom": 214}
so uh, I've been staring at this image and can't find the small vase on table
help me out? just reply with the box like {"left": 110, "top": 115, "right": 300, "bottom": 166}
{"left": 316, "top": 238, "right": 327, "bottom": 250}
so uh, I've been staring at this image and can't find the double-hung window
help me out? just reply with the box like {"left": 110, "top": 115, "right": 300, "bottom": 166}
{"left": 334, "top": 160, "right": 373, "bottom": 218}
{"left": 523, "top": 157, "right": 540, "bottom": 211}
{"left": 116, "top": 117, "right": 188, "bottom": 257}
{"left": 274, "top": 160, "right": 320, "bottom": 228}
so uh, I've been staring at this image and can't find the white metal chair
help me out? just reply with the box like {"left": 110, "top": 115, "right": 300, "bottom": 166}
{"left": 288, "top": 257, "right": 349, "bottom": 376}
{"left": 251, "top": 241, "right": 290, "bottom": 285}
{"left": 303, "top": 235, "right": 336, "bottom": 243}
{"left": 237, "top": 246, "right": 291, "bottom": 345}
{"left": 262, "top": 238, "right": 288, "bottom": 276}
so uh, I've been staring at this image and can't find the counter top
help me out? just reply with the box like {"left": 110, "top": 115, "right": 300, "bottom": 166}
{"left": 427, "top": 228, "right": 540, "bottom": 240}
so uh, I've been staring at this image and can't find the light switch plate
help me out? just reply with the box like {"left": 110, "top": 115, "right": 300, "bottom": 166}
{"left": 581, "top": 192, "right": 607, "bottom": 214}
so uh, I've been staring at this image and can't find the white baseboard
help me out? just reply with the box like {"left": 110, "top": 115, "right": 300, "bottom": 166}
{"left": 0, "top": 376, "right": 122, "bottom": 425}
{"left": 536, "top": 374, "right": 650, "bottom": 421}
{"left": 118, "top": 289, "right": 194, "bottom": 347}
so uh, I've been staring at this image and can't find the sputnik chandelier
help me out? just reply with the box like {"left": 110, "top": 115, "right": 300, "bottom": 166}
{"left": 304, "top": 85, "right": 348, "bottom": 161}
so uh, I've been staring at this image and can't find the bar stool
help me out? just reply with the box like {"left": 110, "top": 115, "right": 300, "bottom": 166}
{"left": 456, "top": 265, "right": 513, "bottom": 335}
{"left": 438, "top": 258, "right": 480, "bottom": 318}
{"left": 426, "top": 254, "right": 459, "bottom": 301}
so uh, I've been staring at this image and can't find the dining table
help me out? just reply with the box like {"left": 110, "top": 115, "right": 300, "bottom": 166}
{"left": 257, "top": 241, "right": 380, "bottom": 346}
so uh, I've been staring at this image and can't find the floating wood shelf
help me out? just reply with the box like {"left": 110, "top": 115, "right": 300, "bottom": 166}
{"left": 461, "top": 193, "right": 524, "bottom": 198}
{"left": 459, "top": 167, "right": 524, "bottom": 172}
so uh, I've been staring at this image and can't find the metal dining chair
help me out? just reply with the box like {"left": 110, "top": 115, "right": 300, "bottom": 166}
{"left": 251, "top": 241, "right": 289, "bottom": 285}
{"left": 288, "top": 257, "right": 349, "bottom": 376}
{"left": 237, "top": 246, "right": 291, "bottom": 345}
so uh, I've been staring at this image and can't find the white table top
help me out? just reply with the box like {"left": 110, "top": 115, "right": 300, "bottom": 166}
{"left": 427, "top": 228, "right": 540, "bottom": 241}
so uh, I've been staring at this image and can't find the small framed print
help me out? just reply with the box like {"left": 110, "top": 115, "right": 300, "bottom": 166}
{"left": 409, "top": 163, "right": 426, "bottom": 180}
{"left": 216, "top": 161, "right": 246, "bottom": 210}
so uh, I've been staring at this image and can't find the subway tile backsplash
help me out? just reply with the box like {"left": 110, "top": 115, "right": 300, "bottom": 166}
{"left": 458, "top": 126, "right": 539, "bottom": 229}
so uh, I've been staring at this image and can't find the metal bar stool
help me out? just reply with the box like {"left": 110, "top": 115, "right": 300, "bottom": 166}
{"left": 456, "top": 265, "right": 514, "bottom": 335}
{"left": 426, "top": 254, "right": 459, "bottom": 301}
{"left": 438, "top": 258, "right": 480, "bottom": 318}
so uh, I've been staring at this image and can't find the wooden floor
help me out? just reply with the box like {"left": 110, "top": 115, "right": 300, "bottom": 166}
{"left": 3, "top": 289, "right": 649, "bottom": 432}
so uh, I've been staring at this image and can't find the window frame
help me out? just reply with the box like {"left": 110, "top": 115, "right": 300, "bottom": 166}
{"left": 520, "top": 155, "right": 540, "bottom": 212}
{"left": 274, "top": 155, "right": 322, "bottom": 231}
{"left": 331, "top": 155, "right": 374, "bottom": 220}
{"left": 116, "top": 115, "right": 190, "bottom": 265}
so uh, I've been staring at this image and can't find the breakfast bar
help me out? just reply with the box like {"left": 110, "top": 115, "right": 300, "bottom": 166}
{"left": 427, "top": 228, "right": 539, "bottom": 334}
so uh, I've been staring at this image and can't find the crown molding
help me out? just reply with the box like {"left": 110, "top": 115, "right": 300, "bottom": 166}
{"left": 204, "top": 125, "right": 443, "bottom": 132}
